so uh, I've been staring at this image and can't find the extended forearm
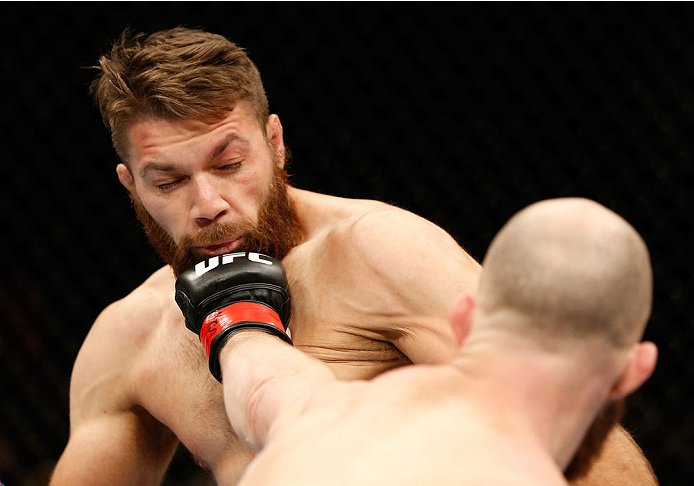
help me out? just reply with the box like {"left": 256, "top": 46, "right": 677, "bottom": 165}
{"left": 175, "top": 253, "right": 337, "bottom": 449}
{"left": 219, "top": 331, "right": 336, "bottom": 450}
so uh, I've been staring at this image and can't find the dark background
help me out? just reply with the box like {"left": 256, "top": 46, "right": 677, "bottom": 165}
{"left": 1, "top": 3, "right": 691, "bottom": 485}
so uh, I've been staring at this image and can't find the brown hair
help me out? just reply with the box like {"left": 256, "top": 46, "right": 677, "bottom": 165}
{"left": 91, "top": 27, "right": 269, "bottom": 163}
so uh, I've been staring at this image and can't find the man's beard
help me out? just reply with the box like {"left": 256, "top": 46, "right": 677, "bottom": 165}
{"left": 564, "top": 398, "right": 625, "bottom": 481}
{"left": 131, "top": 164, "right": 302, "bottom": 278}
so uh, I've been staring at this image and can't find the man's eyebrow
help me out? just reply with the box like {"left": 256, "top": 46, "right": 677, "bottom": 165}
{"left": 140, "top": 161, "right": 179, "bottom": 178}
{"left": 209, "top": 134, "right": 248, "bottom": 161}
{"left": 139, "top": 135, "right": 250, "bottom": 178}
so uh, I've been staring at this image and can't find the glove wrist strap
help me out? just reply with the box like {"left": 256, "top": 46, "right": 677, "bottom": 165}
{"left": 200, "top": 302, "right": 286, "bottom": 359}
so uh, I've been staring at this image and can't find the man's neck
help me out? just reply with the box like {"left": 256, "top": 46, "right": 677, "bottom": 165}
{"left": 450, "top": 333, "right": 613, "bottom": 470}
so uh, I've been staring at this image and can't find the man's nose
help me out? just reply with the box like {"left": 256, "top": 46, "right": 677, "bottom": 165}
{"left": 190, "top": 174, "right": 229, "bottom": 225}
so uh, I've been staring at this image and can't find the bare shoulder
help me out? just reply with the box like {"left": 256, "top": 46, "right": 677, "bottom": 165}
{"left": 323, "top": 197, "right": 482, "bottom": 297}
{"left": 78, "top": 265, "right": 174, "bottom": 360}
{"left": 53, "top": 266, "right": 180, "bottom": 484}
{"left": 293, "top": 188, "right": 479, "bottom": 277}
{"left": 345, "top": 205, "right": 475, "bottom": 264}
{"left": 290, "top": 190, "right": 482, "bottom": 364}
{"left": 569, "top": 424, "right": 658, "bottom": 486}
{"left": 69, "top": 266, "right": 175, "bottom": 424}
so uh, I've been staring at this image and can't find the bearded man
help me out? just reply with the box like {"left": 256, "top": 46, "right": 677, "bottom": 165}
{"left": 50, "top": 27, "right": 657, "bottom": 485}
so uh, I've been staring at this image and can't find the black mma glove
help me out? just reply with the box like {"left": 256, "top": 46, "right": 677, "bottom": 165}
{"left": 175, "top": 252, "right": 292, "bottom": 382}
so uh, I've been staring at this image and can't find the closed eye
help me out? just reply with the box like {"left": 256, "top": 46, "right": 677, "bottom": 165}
{"left": 217, "top": 162, "right": 243, "bottom": 172}
{"left": 157, "top": 179, "right": 184, "bottom": 191}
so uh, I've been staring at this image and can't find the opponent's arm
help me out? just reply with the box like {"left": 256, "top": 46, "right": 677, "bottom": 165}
{"left": 51, "top": 302, "right": 177, "bottom": 485}
{"left": 175, "top": 252, "right": 337, "bottom": 450}
{"left": 218, "top": 331, "right": 336, "bottom": 450}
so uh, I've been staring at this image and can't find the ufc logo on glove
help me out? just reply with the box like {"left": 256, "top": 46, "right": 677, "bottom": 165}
{"left": 195, "top": 251, "right": 274, "bottom": 276}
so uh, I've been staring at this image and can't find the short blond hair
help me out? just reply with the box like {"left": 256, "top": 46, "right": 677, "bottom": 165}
{"left": 478, "top": 198, "right": 653, "bottom": 348}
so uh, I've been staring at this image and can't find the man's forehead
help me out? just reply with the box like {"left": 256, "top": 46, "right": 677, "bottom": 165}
{"left": 126, "top": 104, "right": 259, "bottom": 164}
{"left": 128, "top": 117, "right": 222, "bottom": 147}
{"left": 128, "top": 110, "right": 244, "bottom": 145}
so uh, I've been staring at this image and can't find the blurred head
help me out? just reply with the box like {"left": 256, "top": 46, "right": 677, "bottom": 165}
{"left": 477, "top": 198, "right": 653, "bottom": 352}
{"left": 456, "top": 198, "right": 658, "bottom": 478}
{"left": 451, "top": 198, "right": 657, "bottom": 406}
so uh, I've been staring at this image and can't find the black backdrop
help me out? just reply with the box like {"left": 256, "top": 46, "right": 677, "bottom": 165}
{"left": 1, "top": 3, "right": 692, "bottom": 485}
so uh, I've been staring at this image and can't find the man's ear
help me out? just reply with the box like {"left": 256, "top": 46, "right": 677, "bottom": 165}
{"left": 608, "top": 341, "right": 658, "bottom": 400}
{"left": 117, "top": 163, "right": 136, "bottom": 193}
{"left": 450, "top": 295, "right": 475, "bottom": 347}
{"left": 266, "top": 114, "right": 285, "bottom": 168}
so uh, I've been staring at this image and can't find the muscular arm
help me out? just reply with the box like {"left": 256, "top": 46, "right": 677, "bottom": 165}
{"left": 51, "top": 299, "right": 178, "bottom": 485}
{"left": 51, "top": 407, "right": 176, "bottom": 485}
{"left": 219, "top": 331, "right": 337, "bottom": 451}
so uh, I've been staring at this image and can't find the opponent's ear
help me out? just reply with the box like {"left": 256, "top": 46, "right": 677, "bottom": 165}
{"left": 450, "top": 295, "right": 475, "bottom": 347}
{"left": 608, "top": 341, "right": 658, "bottom": 400}
{"left": 117, "top": 163, "right": 136, "bottom": 193}
{"left": 266, "top": 115, "right": 285, "bottom": 168}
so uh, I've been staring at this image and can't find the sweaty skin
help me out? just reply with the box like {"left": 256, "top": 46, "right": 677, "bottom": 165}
{"left": 51, "top": 104, "right": 656, "bottom": 485}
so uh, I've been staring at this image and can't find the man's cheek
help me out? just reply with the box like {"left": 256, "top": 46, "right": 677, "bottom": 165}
{"left": 152, "top": 210, "right": 181, "bottom": 241}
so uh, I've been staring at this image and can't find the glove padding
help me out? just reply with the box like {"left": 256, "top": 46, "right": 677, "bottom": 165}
{"left": 175, "top": 252, "right": 292, "bottom": 382}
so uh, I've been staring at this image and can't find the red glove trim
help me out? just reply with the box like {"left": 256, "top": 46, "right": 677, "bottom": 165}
{"left": 200, "top": 302, "right": 284, "bottom": 359}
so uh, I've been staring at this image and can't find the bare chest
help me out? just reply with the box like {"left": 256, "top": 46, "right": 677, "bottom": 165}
{"left": 132, "top": 309, "right": 254, "bottom": 480}
{"left": 284, "top": 262, "right": 410, "bottom": 380}
{"left": 130, "top": 257, "right": 410, "bottom": 476}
